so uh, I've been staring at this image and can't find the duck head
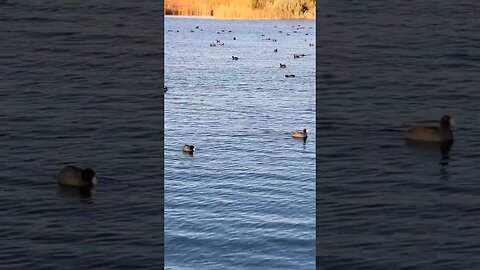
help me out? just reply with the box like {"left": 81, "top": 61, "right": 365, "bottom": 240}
{"left": 81, "top": 168, "right": 97, "bottom": 187}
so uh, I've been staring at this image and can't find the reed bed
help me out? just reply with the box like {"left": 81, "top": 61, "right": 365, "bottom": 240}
{"left": 164, "top": 0, "right": 315, "bottom": 19}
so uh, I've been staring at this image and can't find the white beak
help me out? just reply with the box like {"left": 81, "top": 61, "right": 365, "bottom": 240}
{"left": 91, "top": 176, "right": 98, "bottom": 186}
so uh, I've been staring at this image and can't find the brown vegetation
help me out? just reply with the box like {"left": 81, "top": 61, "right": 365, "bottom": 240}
{"left": 164, "top": 0, "right": 315, "bottom": 20}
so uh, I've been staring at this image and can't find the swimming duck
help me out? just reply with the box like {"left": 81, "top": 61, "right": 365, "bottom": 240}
{"left": 405, "top": 115, "right": 453, "bottom": 143}
{"left": 292, "top": 129, "right": 308, "bottom": 138}
{"left": 285, "top": 74, "right": 295, "bottom": 78}
{"left": 164, "top": 86, "right": 168, "bottom": 93}
{"left": 232, "top": 56, "right": 239, "bottom": 60}
{"left": 57, "top": 166, "right": 97, "bottom": 188}
{"left": 274, "top": 49, "right": 278, "bottom": 52}
{"left": 182, "top": 145, "right": 195, "bottom": 153}
{"left": 279, "top": 63, "right": 286, "bottom": 68}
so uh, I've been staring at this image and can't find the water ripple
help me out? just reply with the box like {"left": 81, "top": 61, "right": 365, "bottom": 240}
{"left": 1, "top": 1, "right": 161, "bottom": 269}
{"left": 319, "top": 1, "right": 480, "bottom": 268}
{"left": 165, "top": 17, "right": 315, "bottom": 269}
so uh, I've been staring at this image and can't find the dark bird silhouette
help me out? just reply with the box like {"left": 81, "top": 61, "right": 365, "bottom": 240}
{"left": 405, "top": 115, "right": 454, "bottom": 143}
{"left": 182, "top": 145, "right": 195, "bottom": 153}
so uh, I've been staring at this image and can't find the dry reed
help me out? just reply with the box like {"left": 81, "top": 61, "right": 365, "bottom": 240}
{"left": 164, "top": 0, "right": 315, "bottom": 20}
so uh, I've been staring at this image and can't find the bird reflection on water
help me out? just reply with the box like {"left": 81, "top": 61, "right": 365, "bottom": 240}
{"left": 406, "top": 140, "right": 453, "bottom": 166}
{"left": 57, "top": 185, "right": 96, "bottom": 204}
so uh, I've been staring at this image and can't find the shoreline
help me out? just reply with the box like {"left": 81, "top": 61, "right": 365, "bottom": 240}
{"left": 164, "top": 14, "right": 315, "bottom": 21}
{"left": 164, "top": 0, "right": 315, "bottom": 21}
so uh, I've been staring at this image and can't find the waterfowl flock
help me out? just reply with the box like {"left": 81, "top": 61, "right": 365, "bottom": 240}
{"left": 166, "top": 22, "right": 314, "bottom": 154}
{"left": 169, "top": 22, "right": 314, "bottom": 79}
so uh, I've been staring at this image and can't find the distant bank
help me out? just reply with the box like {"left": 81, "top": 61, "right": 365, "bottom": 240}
{"left": 164, "top": 0, "right": 315, "bottom": 20}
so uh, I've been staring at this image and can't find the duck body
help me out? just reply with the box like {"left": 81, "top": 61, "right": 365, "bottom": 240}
{"left": 292, "top": 129, "right": 308, "bottom": 138}
{"left": 405, "top": 115, "right": 453, "bottom": 143}
{"left": 285, "top": 74, "right": 295, "bottom": 78}
{"left": 57, "top": 166, "right": 97, "bottom": 188}
{"left": 182, "top": 145, "right": 195, "bottom": 153}
{"left": 279, "top": 63, "right": 286, "bottom": 68}
{"left": 405, "top": 126, "right": 452, "bottom": 143}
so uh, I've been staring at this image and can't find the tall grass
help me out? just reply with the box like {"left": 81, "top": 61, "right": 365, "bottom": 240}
{"left": 164, "top": 0, "right": 315, "bottom": 19}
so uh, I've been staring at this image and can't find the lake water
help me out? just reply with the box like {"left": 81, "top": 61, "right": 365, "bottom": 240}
{"left": 0, "top": 1, "right": 162, "bottom": 269}
{"left": 165, "top": 17, "right": 316, "bottom": 269}
{"left": 318, "top": 1, "right": 480, "bottom": 269}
